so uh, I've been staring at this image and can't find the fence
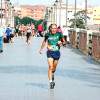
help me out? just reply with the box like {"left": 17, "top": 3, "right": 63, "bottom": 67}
{"left": 68, "top": 29, "right": 100, "bottom": 63}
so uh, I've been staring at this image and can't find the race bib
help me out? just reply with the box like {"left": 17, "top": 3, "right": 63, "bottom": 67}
{"left": 50, "top": 45, "right": 59, "bottom": 51}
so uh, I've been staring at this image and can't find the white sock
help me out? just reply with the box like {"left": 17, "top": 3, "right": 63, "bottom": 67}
{"left": 50, "top": 80, "right": 52, "bottom": 83}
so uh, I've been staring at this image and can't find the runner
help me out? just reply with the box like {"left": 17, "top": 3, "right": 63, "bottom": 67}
{"left": 26, "top": 24, "right": 32, "bottom": 45}
{"left": 31, "top": 23, "right": 35, "bottom": 37}
{"left": 37, "top": 24, "right": 43, "bottom": 37}
{"left": 39, "top": 24, "right": 66, "bottom": 89}
{"left": 20, "top": 24, "right": 25, "bottom": 39}
{"left": 15, "top": 25, "right": 19, "bottom": 37}
{"left": 10, "top": 27, "right": 15, "bottom": 43}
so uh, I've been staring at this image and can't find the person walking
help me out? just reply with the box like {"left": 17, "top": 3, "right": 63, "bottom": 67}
{"left": 37, "top": 24, "right": 43, "bottom": 37}
{"left": 0, "top": 23, "right": 5, "bottom": 53}
{"left": 5, "top": 24, "right": 11, "bottom": 43}
{"left": 39, "top": 24, "right": 66, "bottom": 89}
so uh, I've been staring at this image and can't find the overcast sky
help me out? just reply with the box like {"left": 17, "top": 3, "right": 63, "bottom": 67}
{"left": 10, "top": 0, "right": 100, "bottom": 6}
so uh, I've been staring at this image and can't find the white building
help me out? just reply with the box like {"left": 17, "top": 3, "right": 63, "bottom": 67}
{"left": 45, "top": 1, "right": 93, "bottom": 29}
{"left": 0, "top": 0, "right": 14, "bottom": 28}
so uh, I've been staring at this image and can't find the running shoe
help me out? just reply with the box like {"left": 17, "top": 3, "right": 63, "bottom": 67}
{"left": 50, "top": 82, "right": 54, "bottom": 89}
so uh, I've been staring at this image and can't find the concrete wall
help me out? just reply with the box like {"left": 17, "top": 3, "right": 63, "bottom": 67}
{"left": 69, "top": 29, "right": 100, "bottom": 63}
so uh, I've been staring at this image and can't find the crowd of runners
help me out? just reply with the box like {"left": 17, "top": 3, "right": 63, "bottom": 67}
{"left": 2, "top": 23, "right": 44, "bottom": 45}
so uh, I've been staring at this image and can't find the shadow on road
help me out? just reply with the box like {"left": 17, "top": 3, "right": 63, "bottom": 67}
{"left": 25, "top": 83, "right": 49, "bottom": 90}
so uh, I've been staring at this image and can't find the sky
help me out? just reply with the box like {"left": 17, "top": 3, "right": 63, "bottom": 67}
{"left": 10, "top": 0, "right": 100, "bottom": 6}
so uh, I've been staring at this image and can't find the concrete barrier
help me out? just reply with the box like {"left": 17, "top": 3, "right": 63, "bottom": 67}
{"left": 92, "top": 33, "right": 100, "bottom": 63}
{"left": 68, "top": 29, "right": 80, "bottom": 48}
{"left": 69, "top": 29, "right": 100, "bottom": 63}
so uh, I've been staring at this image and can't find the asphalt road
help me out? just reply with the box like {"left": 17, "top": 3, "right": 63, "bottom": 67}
{"left": 0, "top": 37, "right": 100, "bottom": 100}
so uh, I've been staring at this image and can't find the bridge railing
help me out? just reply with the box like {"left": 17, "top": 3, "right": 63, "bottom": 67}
{"left": 68, "top": 29, "right": 100, "bottom": 63}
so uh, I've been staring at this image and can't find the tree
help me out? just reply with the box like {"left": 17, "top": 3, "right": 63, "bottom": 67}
{"left": 21, "top": 17, "right": 35, "bottom": 25}
{"left": 69, "top": 10, "right": 90, "bottom": 29}
{"left": 35, "top": 19, "right": 47, "bottom": 31}
{"left": 14, "top": 16, "right": 47, "bottom": 31}
{"left": 14, "top": 16, "right": 21, "bottom": 27}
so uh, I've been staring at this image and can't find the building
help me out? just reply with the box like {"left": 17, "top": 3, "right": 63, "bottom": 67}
{"left": 93, "top": 6, "right": 100, "bottom": 24}
{"left": 45, "top": 1, "right": 93, "bottom": 28}
{"left": 14, "top": 5, "right": 46, "bottom": 20}
{"left": 0, "top": 0, "right": 14, "bottom": 28}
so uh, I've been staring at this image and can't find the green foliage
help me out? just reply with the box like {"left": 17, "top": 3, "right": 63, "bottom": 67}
{"left": 21, "top": 17, "right": 35, "bottom": 25}
{"left": 35, "top": 19, "right": 47, "bottom": 31}
{"left": 43, "top": 21, "right": 47, "bottom": 31}
{"left": 14, "top": 16, "right": 21, "bottom": 27}
{"left": 69, "top": 10, "right": 90, "bottom": 29}
{"left": 14, "top": 16, "right": 47, "bottom": 31}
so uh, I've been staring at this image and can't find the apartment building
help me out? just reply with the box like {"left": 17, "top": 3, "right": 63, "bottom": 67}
{"left": 0, "top": 0, "right": 14, "bottom": 27}
{"left": 14, "top": 5, "right": 46, "bottom": 20}
{"left": 93, "top": 7, "right": 100, "bottom": 24}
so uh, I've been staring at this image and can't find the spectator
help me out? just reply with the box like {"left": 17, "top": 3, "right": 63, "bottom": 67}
{"left": 62, "top": 25, "right": 69, "bottom": 43}
{"left": 5, "top": 24, "right": 11, "bottom": 43}
{"left": 56, "top": 26, "right": 63, "bottom": 34}
{"left": 0, "top": 23, "right": 5, "bottom": 53}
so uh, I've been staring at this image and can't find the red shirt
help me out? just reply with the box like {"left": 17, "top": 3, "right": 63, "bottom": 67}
{"left": 38, "top": 25, "right": 43, "bottom": 31}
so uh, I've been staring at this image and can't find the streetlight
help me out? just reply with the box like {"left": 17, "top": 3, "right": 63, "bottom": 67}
{"left": 74, "top": 0, "right": 77, "bottom": 29}
{"left": 55, "top": 0, "right": 58, "bottom": 25}
{"left": 9, "top": 2, "right": 12, "bottom": 27}
{"left": 51, "top": 7, "right": 53, "bottom": 24}
{"left": 85, "top": 0, "right": 87, "bottom": 30}
{"left": 66, "top": 0, "right": 68, "bottom": 26}
{"left": 53, "top": 4, "right": 56, "bottom": 24}
{"left": 1, "top": 0, "right": 2, "bottom": 25}
{"left": 59, "top": 1, "right": 61, "bottom": 27}
{"left": 12, "top": 6, "right": 14, "bottom": 27}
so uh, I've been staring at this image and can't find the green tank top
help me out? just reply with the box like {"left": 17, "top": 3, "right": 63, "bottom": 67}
{"left": 45, "top": 32, "right": 64, "bottom": 51}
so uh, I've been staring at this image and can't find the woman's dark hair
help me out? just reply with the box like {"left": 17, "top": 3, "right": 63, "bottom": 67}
{"left": 57, "top": 26, "right": 60, "bottom": 29}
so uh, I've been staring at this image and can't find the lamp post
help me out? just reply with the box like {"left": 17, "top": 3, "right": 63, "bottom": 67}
{"left": 9, "top": 2, "right": 12, "bottom": 27}
{"left": 55, "top": 0, "right": 58, "bottom": 25}
{"left": 1, "top": 0, "right": 2, "bottom": 25}
{"left": 66, "top": 0, "right": 68, "bottom": 26}
{"left": 51, "top": 7, "right": 53, "bottom": 24}
{"left": 74, "top": 0, "right": 77, "bottom": 30}
{"left": 85, "top": 0, "right": 87, "bottom": 30}
{"left": 54, "top": 4, "right": 56, "bottom": 24}
{"left": 12, "top": 6, "right": 14, "bottom": 27}
{"left": 59, "top": 1, "right": 61, "bottom": 27}
{"left": 14, "top": 9, "right": 15, "bottom": 27}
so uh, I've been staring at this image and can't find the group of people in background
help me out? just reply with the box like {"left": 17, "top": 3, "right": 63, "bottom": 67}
{"left": 3, "top": 23, "right": 44, "bottom": 44}
{"left": 0, "top": 22, "right": 69, "bottom": 53}
{"left": 0, "top": 23, "right": 44, "bottom": 53}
